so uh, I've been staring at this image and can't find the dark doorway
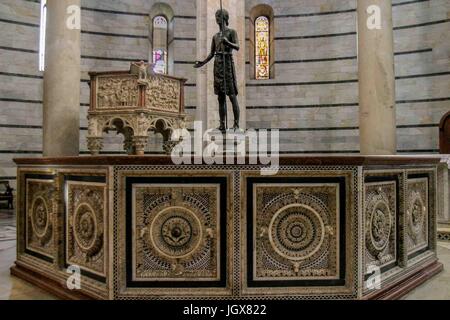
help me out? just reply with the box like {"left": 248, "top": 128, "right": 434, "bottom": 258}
{"left": 440, "top": 112, "right": 450, "bottom": 154}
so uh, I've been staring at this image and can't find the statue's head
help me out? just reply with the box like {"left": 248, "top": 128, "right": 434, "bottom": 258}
{"left": 215, "top": 9, "right": 229, "bottom": 27}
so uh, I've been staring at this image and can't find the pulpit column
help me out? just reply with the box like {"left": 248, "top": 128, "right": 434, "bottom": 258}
{"left": 43, "top": 0, "right": 81, "bottom": 157}
{"left": 358, "top": 0, "right": 397, "bottom": 155}
{"left": 196, "top": 0, "right": 246, "bottom": 131}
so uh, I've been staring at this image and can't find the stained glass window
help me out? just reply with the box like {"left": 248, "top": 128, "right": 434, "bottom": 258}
{"left": 153, "top": 15, "right": 168, "bottom": 29}
{"left": 255, "top": 16, "right": 270, "bottom": 80}
{"left": 152, "top": 49, "right": 167, "bottom": 74}
{"left": 152, "top": 16, "right": 168, "bottom": 74}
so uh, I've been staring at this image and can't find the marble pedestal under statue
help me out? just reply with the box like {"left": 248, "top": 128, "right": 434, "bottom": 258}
{"left": 11, "top": 156, "right": 443, "bottom": 300}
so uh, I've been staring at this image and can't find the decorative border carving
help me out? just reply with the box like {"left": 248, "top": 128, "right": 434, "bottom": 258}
{"left": 438, "top": 230, "right": 450, "bottom": 242}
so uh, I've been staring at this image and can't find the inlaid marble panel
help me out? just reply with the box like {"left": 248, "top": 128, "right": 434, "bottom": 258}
{"left": 364, "top": 181, "right": 397, "bottom": 270}
{"left": 66, "top": 181, "right": 107, "bottom": 278}
{"left": 406, "top": 178, "right": 429, "bottom": 256}
{"left": 132, "top": 184, "right": 220, "bottom": 282}
{"left": 253, "top": 184, "right": 340, "bottom": 281}
{"left": 25, "top": 178, "right": 55, "bottom": 260}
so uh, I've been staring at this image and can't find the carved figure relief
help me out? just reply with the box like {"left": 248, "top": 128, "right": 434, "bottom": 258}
{"left": 97, "top": 76, "right": 139, "bottom": 109}
{"left": 131, "top": 60, "right": 149, "bottom": 84}
{"left": 254, "top": 185, "right": 340, "bottom": 280}
{"left": 133, "top": 186, "right": 220, "bottom": 281}
{"left": 145, "top": 76, "right": 180, "bottom": 113}
{"left": 67, "top": 181, "right": 106, "bottom": 276}
{"left": 364, "top": 181, "right": 396, "bottom": 269}
{"left": 26, "top": 179, "right": 55, "bottom": 258}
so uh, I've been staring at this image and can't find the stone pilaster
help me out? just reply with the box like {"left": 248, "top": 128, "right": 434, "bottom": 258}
{"left": 43, "top": 0, "right": 81, "bottom": 157}
{"left": 358, "top": 0, "right": 397, "bottom": 155}
{"left": 438, "top": 158, "right": 450, "bottom": 226}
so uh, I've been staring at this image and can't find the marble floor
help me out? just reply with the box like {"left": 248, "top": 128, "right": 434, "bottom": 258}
{"left": 0, "top": 209, "right": 449, "bottom": 300}
{"left": 0, "top": 209, "right": 55, "bottom": 300}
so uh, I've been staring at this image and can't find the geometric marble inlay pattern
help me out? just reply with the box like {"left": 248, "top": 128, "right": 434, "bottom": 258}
{"left": 66, "top": 181, "right": 107, "bottom": 277}
{"left": 406, "top": 178, "right": 429, "bottom": 255}
{"left": 132, "top": 185, "right": 220, "bottom": 282}
{"left": 364, "top": 181, "right": 397, "bottom": 270}
{"left": 254, "top": 184, "right": 340, "bottom": 281}
{"left": 10, "top": 160, "right": 442, "bottom": 300}
{"left": 26, "top": 179, "right": 55, "bottom": 259}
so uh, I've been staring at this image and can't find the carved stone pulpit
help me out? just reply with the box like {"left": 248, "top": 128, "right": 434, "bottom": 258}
{"left": 87, "top": 62, "right": 187, "bottom": 155}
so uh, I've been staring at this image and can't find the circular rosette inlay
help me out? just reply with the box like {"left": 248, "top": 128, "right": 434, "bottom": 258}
{"left": 269, "top": 204, "right": 325, "bottom": 261}
{"left": 73, "top": 203, "right": 102, "bottom": 256}
{"left": 408, "top": 193, "right": 426, "bottom": 237}
{"left": 30, "top": 196, "right": 50, "bottom": 239}
{"left": 149, "top": 207, "right": 203, "bottom": 259}
{"left": 369, "top": 200, "right": 392, "bottom": 252}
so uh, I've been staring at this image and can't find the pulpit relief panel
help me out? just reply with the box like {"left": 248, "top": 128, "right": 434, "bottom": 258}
{"left": 96, "top": 75, "right": 139, "bottom": 110}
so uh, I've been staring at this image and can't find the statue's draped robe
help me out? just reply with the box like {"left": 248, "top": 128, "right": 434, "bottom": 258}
{"left": 212, "top": 28, "right": 239, "bottom": 96}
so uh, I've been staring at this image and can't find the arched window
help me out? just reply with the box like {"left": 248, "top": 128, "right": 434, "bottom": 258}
{"left": 249, "top": 5, "right": 274, "bottom": 80}
{"left": 255, "top": 16, "right": 270, "bottom": 80}
{"left": 152, "top": 15, "right": 168, "bottom": 74}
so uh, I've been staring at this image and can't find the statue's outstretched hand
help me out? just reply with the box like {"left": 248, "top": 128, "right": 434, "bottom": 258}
{"left": 194, "top": 61, "right": 204, "bottom": 69}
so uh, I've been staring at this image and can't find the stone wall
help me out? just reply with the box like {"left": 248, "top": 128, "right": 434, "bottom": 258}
{"left": 393, "top": 0, "right": 450, "bottom": 153}
{"left": 245, "top": 0, "right": 359, "bottom": 154}
{"left": 244, "top": 0, "right": 450, "bottom": 154}
{"left": 0, "top": 0, "right": 42, "bottom": 190}
{"left": 0, "top": 0, "right": 449, "bottom": 189}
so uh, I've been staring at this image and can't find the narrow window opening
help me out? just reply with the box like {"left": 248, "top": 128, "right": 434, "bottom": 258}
{"left": 39, "top": 0, "right": 47, "bottom": 72}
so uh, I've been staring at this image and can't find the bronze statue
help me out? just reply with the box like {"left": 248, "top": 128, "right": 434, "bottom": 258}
{"left": 194, "top": 9, "right": 240, "bottom": 132}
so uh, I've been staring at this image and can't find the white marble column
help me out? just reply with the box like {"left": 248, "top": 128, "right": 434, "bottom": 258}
{"left": 196, "top": 0, "right": 246, "bottom": 131}
{"left": 358, "top": 0, "right": 397, "bottom": 155}
{"left": 43, "top": 0, "right": 81, "bottom": 157}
